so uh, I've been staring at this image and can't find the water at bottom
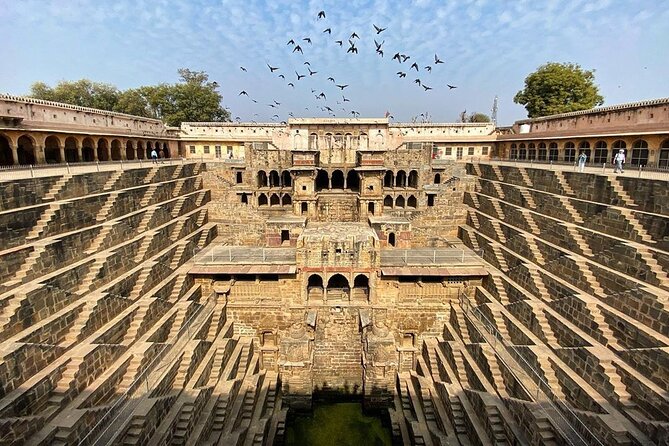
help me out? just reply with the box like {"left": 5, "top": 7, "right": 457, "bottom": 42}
{"left": 284, "top": 402, "right": 392, "bottom": 446}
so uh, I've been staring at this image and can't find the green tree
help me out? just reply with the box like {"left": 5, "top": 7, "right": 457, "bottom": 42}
{"left": 514, "top": 62, "right": 604, "bottom": 118}
{"left": 457, "top": 110, "right": 491, "bottom": 123}
{"left": 27, "top": 69, "right": 230, "bottom": 126}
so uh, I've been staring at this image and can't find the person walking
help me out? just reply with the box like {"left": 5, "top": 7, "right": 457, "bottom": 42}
{"left": 613, "top": 149, "right": 625, "bottom": 173}
{"left": 578, "top": 152, "right": 588, "bottom": 172}
{"left": 151, "top": 148, "right": 158, "bottom": 164}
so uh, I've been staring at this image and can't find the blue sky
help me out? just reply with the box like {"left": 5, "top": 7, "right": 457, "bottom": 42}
{"left": 1, "top": 0, "right": 668, "bottom": 124}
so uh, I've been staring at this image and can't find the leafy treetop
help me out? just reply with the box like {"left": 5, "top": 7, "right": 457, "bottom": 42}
{"left": 513, "top": 62, "right": 604, "bottom": 118}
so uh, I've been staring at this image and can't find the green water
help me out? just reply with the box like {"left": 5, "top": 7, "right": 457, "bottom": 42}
{"left": 284, "top": 402, "right": 392, "bottom": 446}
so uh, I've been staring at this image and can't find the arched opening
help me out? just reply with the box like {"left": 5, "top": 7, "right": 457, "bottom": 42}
{"left": 612, "top": 140, "right": 627, "bottom": 162}
{"left": 631, "top": 140, "right": 649, "bottom": 166}
{"left": 384, "top": 170, "right": 394, "bottom": 187}
{"left": 136, "top": 141, "right": 145, "bottom": 159}
{"left": 518, "top": 143, "right": 527, "bottom": 160}
{"left": 660, "top": 139, "right": 669, "bottom": 168}
{"left": 44, "top": 135, "right": 62, "bottom": 163}
{"left": 548, "top": 142, "right": 558, "bottom": 161}
{"left": 82, "top": 137, "right": 95, "bottom": 162}
{"left": 510, "top": 143, "right": 518, "bottom": 159}
{"left": 64, "top": 137, "right": 78, "bottom": 162}
{"left": 269, "top": 170, "right": 280, "bottom": 187}
{"left": 367, "top": 202, "right": 375, "bottom": 215}
{"left": 325, "top": 133, "right": 333, "bottom": 150}
{"left": 282, "top": 194, "right": 292, "bottom": 206}
{"left": 359, "top": 133, "right": 368, "bottom": 150}
{"left": 334, "top": 133, "right": 343, "bottom": 148}
{"left": 527, "top": 143, "right": 536, "bottom": 160}
{"left": 315, "top": 170, "right": 329, "bottom": 191}
{"left": 146, "top": 141, "right": 153, "bottom": 159}
{"left": 395, "top": 195, "right": 405, "bottom": 208}
{"left": 538, "top": 142, "right": 547, "bottom": 160}
{"left": 384, "top": 195, "right": 393, "bottom": 208}
{"left": 346, "top": 170, "right": 359, "bottom": 191}
{"left": 345, "top": 133, "right": 353, "bottom": 149}
{"left": 110, "top": 139, "right": 122, "bottom": 161}
{"left": 301, "top": 202, "right": 308, "bottom": 215}
{"left": 407, "top": 195, "right": 417, "bottom": 208}
{"left": 594, "top": 141, "right": 608, "bottom": 164}
{"left": 281, "top": 170, "right": 292, "bottom": 187}
{"left": 331, "top": 170, "right": 344, "bottom": 189}
{"left": 352, "top": 274, "right": 369, "bottom": 300}
{"left": 563, "top": 142, "right": 576, "bottom": 162}
{"left": 258, "top": 194, "right": 268, "bottom": 206}
{"left": 270, "top": 193, "right": 280, "bottom": 206}
{"left": 578, "top": 141, "right": 591, "bottom": 161}
{"left": 126, "top": 141, "right": 135, "bottom": 160}
{"left": 0, "top": 134, "right": 13, "bottom": 166}
{"left": 388, "top": 232, "right": 396, "bottom": 247}
{"left": 408, "top": 170, "right": 418, "bottom": 188}
{"left": 434, "top": 173, "right": 441, "bottom": 184}
{"left": 261, "top": 331, "right": 276, "bottom": 347}
{"left": 395, "top": 170, "right": 406, "bottom": 187}
{"left": 309, "top": 133, "right": 318, "bottom": 150}
{"left": 375, "top": 133, "right": 383, "bottom": 149}
{"left": 327, "top": 274, "right": 350, "bottom": 300}
{"left": 307, "top": 274, "right": 324, "bottom": 300}
{"left": 241, "top": 193, "right": 248, "bottom": 204}
{"left": 17, "top": 135, "right": 36, "bottom": 165}
{"left": 97, "top": 139, "right": 110, "bottom": 161}
{"left": 163, "top": 142, "right": 170, "bottom": 158}
{"left": 258, "top": 170, "right": 268, "bottom": 187}
{"left": 294, "top": 133, "right": 303, "bottom": 149}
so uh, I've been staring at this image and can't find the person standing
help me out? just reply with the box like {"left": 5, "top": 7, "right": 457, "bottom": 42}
{"left": 151, "top": 148, "right": 158, "bottom": 164}
{"left": 613, "top": 149, "right": 625, "bottom": 173}
{"left": 578, "top": 152, "right": 588, "bottom": 172}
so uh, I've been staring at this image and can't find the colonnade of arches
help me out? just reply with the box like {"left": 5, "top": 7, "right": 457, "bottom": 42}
{"left": 383, "top": 170, "right": 419, "bottom": 188}
{"left": 509, "top": 138, "right": 669, "bottom": 167}
{"left": 383, "top": 194, "right": 418, "bottom": 209}
{"left": 300, "top": 132, "right": 383, "bottom": 150}
{"left": 306, "top": 273, "right": 369, "bottom": 300}
{"left": 257, "top": 192, "right": 292, "bottom": 207}
{"left": 0, "top": 133, "right": 172, "bottom": 166}
{"left": 257, "top": 170, "right": 292, "bottom": 188}
{"left": 314, "top": 169, "right": 360, "bottom": 191}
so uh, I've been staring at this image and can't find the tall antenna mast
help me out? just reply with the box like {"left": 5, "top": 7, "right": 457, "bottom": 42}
{"left": 491, "top": 95, "right": 498, "bottom": 125}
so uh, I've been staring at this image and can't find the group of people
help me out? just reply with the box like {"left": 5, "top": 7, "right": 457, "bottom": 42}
{"left": 576, "top": 149, "right": 627, "bottom": 174}
{"left": 150, "top": 148, "right": 165, "bottom": 164}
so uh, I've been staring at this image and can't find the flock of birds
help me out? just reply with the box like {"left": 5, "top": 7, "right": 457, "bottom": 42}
{"left": 234, "top": 9, "right": 458, "bottom": 123}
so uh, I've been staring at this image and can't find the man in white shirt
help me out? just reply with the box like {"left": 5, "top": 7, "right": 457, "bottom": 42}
{"left": 613, "top": 149, "right": 625, "bottom": 173}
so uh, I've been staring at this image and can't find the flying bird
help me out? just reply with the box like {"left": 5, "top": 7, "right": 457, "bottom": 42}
{"left": 373, "top": 24, "right": 386, "bottom": 34}
{"left": 240, "top": 66, "right": 247, "bottom": 72}
{"left": 374, "top": 39, "right": 384, "bottom": 50}
{"left": 342, "top": 96, "right": 350, "bottom": 102}
{"left": 376, "top": 49, "right": 384, "bottom": 57}
{"left": 274, "top": 100, "right": 281, "bottom": 105}
{"left": 434, "top": 54, "right": 444, "bottom": 64}
{"left": 347, "top": 41, "right": 358, "bottom": 54}
{"left": 318, "top": 92, "right": 327, "bottom": 99}
{"left": 296, "top": 71, "right": 305, "bottom": 80}
{"left": 317, "top": 10, "right": 325, "bottom": 19}
{"left": 325, "top": 106, "right": 333, "bottom": 112}
{"left": 267, "top": 64, "right": 279, "bottom": 72}
{"left": 293, "top": 45, "right": 303, "bottom": 54}
{"left": 252, "top": 99, "right": 258, "bottom": 103}
{"left": 423, "top": 85, "right": 432, "bottom": 91}
{"left": 424, "top": 66, "right": 432, "bottom": 72}
{"left": 287, "top": 39, "right": 295, "bottom": 45}
{"left": 278, "top": 74, "right": 285, "bottom": 79}
{"left": 273, "top": 114, "right": 279, "bottom": 118}
{"left": 304, "top": 61, "right": 311, "bottom": 66}
{"left": 397, "top": 71, "right": 406, "bottom": 78}
{"left": 350, "top": 32, "right": 359, "bottom": 39}
{"left": 335, "top": 40, "right": 343, "bottom": 46}
{"left": 268, "top": 103, "right": 277, "bottom": 108}
{"left": 414, "top": 79, "right": 421, "bottom": 86}
{"left": 351, "top": 110, "right": 360, "bottom": 117}
{"left": 239, "top": 90, "right": 248, "bottom": 96}
{"left": 308, "top": 67, "right": 317, "bottom": 75}
{"left": 410, "top": 62, "right": 419, "bottom": 71}
{"left": 328, "top": 77, "right": 336, "bottom": 82}
{"left": 323, "top": 28, "right": 331, "bottom": 34}
{"left": 392, "top": 53, "right": 401, "bottom": 62}
{"left": 336, "top": 84, "right": 349, "bottom": 90}
{"left": 288, "top": 82, "right": 295, "bottom": 88}
{"left": 303, "top": 37, "right": 312, "bottom": 44}
{"left": 447, "top": 84, "right": 457, "bottom": 89}
{"left": 401, "top": 54, "right": 410, "bottom": 62}
{"left": 289, "top": 112, "right": 295, "bottom": 117}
